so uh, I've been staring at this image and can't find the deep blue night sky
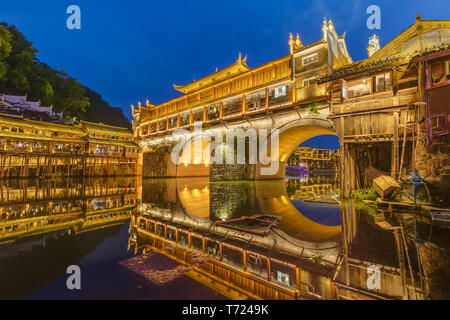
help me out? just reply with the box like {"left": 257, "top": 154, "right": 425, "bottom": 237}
{"left": 0, "top": 1, "right": 447, "bottom": 149}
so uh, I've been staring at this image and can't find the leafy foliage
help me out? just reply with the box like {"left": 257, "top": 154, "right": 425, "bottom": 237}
{"left": 309, "top": 253, "right": 326, "bottom": 266}
{"left": 0, "top": 22, "right": 129, "bottom": 127}
{"left": 350, "top": 188, "right": 379, "bottom": 201}
{"left": 306, "top": 102, "right": 320, "bottom": 116}
{"left": 354, "top": 200, "right": 379, "bottom": 216}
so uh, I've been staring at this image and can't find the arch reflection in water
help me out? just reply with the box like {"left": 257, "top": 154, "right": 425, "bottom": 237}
{"left": 138, "top": 177, "right": 450, "bottom": 300}
{"left": 142, "top": 177, "right": 342, "bottom": 242}
{"left": 138, "top": 177, "right": 342, "bottom": 300}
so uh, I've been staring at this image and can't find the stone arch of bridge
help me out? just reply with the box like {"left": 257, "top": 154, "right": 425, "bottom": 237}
{"left": 254, "top": 117, "right": 337, "bottom": 180}
{"left": 171, "top": 117, "right": 337, "bottom": 179}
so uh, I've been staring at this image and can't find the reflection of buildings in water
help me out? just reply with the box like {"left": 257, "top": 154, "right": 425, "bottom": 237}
{"left": 335, "top": 199, "right": 450, "bottom": 300}
{"left": 285, "top": 176, "right": 339, "bottom": 202}
{"left": 286, "top": 146, "right": 340, "bottom": 177}
{"left": 130, "top": 216, "right": 338, "bottom": 300}
{"left": 140, "top": 178, "right": 450, "bottom": 300}
{"left": 0, "top": 177, "right": 140, "bottom": 243}
{"left": 139, "top": 178, "right": 342, "bottom": 300}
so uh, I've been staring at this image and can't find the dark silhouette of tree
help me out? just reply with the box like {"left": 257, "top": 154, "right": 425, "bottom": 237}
{"left": 0, "top": 22, "right": 129, "bottom": 127}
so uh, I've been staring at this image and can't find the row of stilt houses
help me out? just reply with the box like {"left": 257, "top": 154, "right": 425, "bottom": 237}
{"left": 0, "top": 113, "right": 139, "bottom": 179}
{"left": 317, "top": 16, "right": 450, "bottom": 200}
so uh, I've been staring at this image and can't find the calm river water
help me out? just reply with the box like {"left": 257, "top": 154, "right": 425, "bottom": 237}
{"left": 0, "top": 176, "right": 448, "bottom": 299}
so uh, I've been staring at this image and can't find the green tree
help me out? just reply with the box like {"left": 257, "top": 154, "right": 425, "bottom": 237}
{"left": 0, "top": 25, "right": 12, "bottom": 80}
{"left": 0, "top": 22, "right": 129, "bottom": 127}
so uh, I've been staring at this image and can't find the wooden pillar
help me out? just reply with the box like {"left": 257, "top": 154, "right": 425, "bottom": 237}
{"left": 265, "top": 87, "right": 269, "bottom": 111}
{"left": 331, "top": 280, "right": 336, "bottom": 299}
{"left": 267, "top": 257, "right": 271, "bottom": 281}
{"left": 344, "top": 143, "right": 350, "bottom": 195}
{"left": 418, "top": 62, "right": 425, "bottom": 102}
{"left": 202, "top": 237, "right": 206, "bottom": 252}
{"left": 394, "top": 229, "right": 409, "bottom": 300}
{"left": 243, "top": 250, "right": 247, "bottom": 271}
{"left": 339, "top": 116, "right": 345, "bottom": 196}
{"left": 296, "top": 267, "right": 301, "bottom": 292}
{"left": 349, "top": 147, "right": 357, "bottom": 191}
{"left": 0, "top": 154, "right": 4, "bottom": 179}
{"left": 392, "top": 111, "right": 399, "bottom": 179}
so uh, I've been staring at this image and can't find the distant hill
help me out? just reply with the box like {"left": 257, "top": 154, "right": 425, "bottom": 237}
{"left": 0, "top": 22, "right": 130, "bottom": 129}
{"left": 83, "top": 87, "right": 131, "bottom": 129}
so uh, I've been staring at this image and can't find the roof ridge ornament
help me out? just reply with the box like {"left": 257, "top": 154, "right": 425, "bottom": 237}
{"left": 367, "top": 34, "right": 381, "bottom": 57}
{"left": 295, "top": 33, "right": 303, "bottom": 48}
{"left": 289, "top": 32, "right": 303, "bottom": 53}
{"left": 322, "top": 17, "right": 328, "bottom": 40}
{"left": 289, "top": 33, "right": 295, "bottom": 54}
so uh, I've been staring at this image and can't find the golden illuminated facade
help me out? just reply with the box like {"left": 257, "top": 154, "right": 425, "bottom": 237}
{"left": 131, "top": 19, "right": 351, "bottom": 140}
{"left": 132, "top": 53, "right": 293, "bottom": 137}
{"left": 78, "top": 121, "right": 139, "bottom": 176}
{"left": 318, "top": 16, "right": 450, "bottom": 195}
{"left": 0, "top": 114, "right": 138, "bottom": 178}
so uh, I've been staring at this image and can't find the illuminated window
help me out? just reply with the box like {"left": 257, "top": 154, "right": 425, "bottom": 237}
{"left": 375, "top": 72, "right": 391, "bottom": 92}
{"left": 150, "top": 121, "right": 157, "bottom": 133}
{"left": 181, "top": 112, "right": 190, "bottom": 126}
{"left": 341, "top": 80, "right": 348, "bottom": 98}
{"left": 276, "top": 271, "right": 291, "bottom": 286}
{"left": 303, "top": 77, "right": 316, "bottom": 87}
{"left": 345, "top": 77, "right": 372, "bottom": 98}
{"left": 274, "top": 85, "right": 287, "bottom": 98}
{"left": 192, "top": 108, "right": 203, "bottom": 121}
{"left": 302, "top": 53, "right": 318, "bottom": 65}
{"left": 159, "top": 119, "right": 167, "bottom": 131}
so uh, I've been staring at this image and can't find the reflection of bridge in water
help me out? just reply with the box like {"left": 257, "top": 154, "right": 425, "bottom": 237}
{"left": 135, "top": 177, "right": 342, "bottom": 299}
{"left": 0, "top": 176, "right": 445, "bottom": 299}
{"left": 133, "top": 177, "right": 445, "bottom": 300}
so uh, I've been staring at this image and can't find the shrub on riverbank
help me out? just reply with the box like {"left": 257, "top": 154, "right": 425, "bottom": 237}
{"left": 350, "top": 188, "right": 379, "bottom": 201}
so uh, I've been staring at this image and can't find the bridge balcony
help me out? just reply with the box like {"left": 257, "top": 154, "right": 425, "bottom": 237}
{"left": 295, "top": 83, "right": 327, "bottom": 104}
{"left": 222, "top": 102, "right": 243, "bottom": 119}
{"left": 331, "top": 90, "right": 406, "bottom": 114}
